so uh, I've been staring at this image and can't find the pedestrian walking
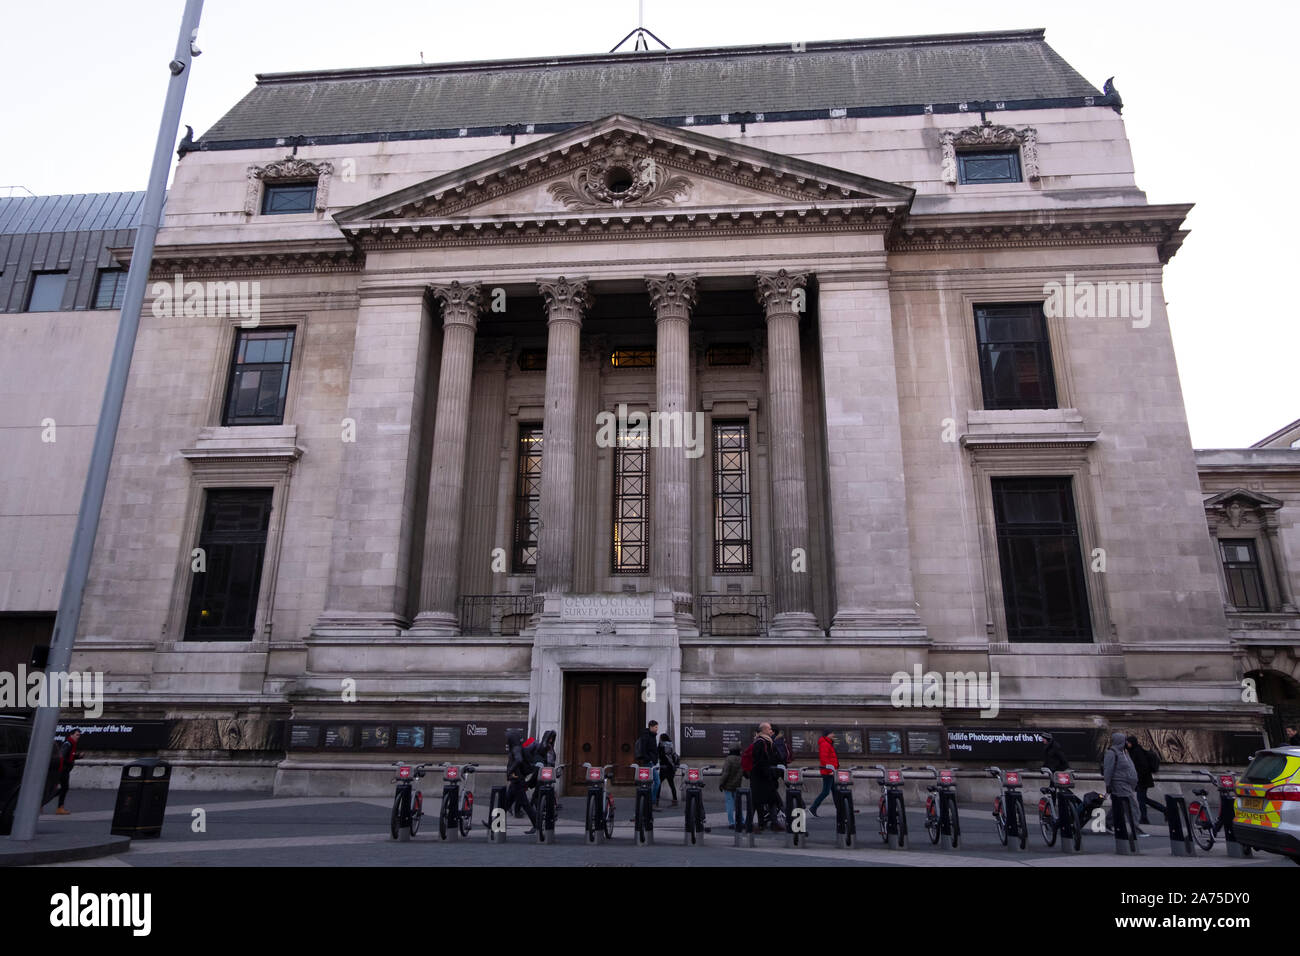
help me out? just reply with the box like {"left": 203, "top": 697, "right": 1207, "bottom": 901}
{"left": 748, "top": 722, "right": 783, "bottom": 832}
{"left": 808, "top": 729, "right": 839, "bottom": 817}
{"left": 1103, "top": 730, "right": 1143, "bottom": 836}
{"left": 635, "top": 720, "right": 661, "bottom": 806}
{"left": 504, "top": 730, "right": 539, "bottom": 834}
{"left": 1126, "top": 735, "right": 1165, "bottom": 825}
{"left": 719, "top": 746, "right": 743, "bottom": 828}
{"left": 657, "top": 733, "right": 680, "bottom": 807}
{"left": 52, "top": 729, "right": 80, "bottom": 815}
{"left": 1041, "top": 732, "right": 1070, "bottom": 772}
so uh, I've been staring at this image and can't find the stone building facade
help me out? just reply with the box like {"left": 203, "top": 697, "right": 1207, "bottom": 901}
{"left": 52, "top": 30, "right": 1284, "bottom": 791}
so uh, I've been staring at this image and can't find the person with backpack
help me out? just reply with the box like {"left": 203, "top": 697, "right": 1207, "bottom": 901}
{"left": 1126, "top": 735, "right": 1165, "bottom": 825}
{"left": 1103, "top": 731, "right": 1143, "bottom": 837}
{"left": 634, "top": 720, "right": 661, "bottom": 807}
{"left": 657, "top": 733, "right": 681, "bottom": 808}
{"left": 719, "top": 745, "right": 743, "bottom": 828}
{"left": 504, "top": 730, "right": 539, "bottom": 834}
{"left": 1041, "top": 732, "right": 1069, "bottom": 773}
{"left": 808, "top": 729, "right": 838, "bottom": 817}
{"left": 53, "top": 729, "right": 81, "bottom": 815}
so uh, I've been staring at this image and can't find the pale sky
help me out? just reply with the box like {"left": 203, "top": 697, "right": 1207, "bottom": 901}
{"left": 1, "top": 0, "right": 1295, "bottom": 448}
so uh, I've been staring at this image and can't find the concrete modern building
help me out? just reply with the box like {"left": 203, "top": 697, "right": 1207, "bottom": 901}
{"left": 32, "top": 29, "right": 1293, "bottom": 791}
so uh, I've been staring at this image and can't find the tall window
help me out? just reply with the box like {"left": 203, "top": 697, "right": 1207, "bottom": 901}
{"left": 93, "top": 269, "right": 128, "bottom": 309}
{"left": 26, "top": 271, "right": 68, "bottom": 312}
{"left": 712, "top": 422, "right": 752, "bottom": 573}
{"left": 223, "top": 328, "right": 296, "bottom": 425}
{"left": 612, "top": 424, "right": 648, "bottom": 574}
{"left": 1220, "top": 539, "right": 1267, "bottom": 610}
{"left": 974, "top": 303, "right": 1058, "bottom": 410}
{"left": 261, "top": 181, "right": 317, "bottom": 214}
{"left": 185, "top": 489, "right": 273, "bottom": 640}
{"left": 992, "top": 476, "right": 1092, "bottom": 641}
{"left": 513, "top": 425, "right": 543, "bottom": 573}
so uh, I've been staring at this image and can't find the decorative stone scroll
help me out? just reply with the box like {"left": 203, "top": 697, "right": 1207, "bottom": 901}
{"left": 536, "top": 276, "right": 591, "bottom": 324}
{"left": 940, "top": 123, "right": 1039, "bottom": 184}
{"left": 645, "top": 273, "right": 698, "bottom": 321}
{"left": 754, "top": 269, "right": 808, "bottom": 316}
{"left": 428, "top": 280, "right": 485, "bottom": 330}
{"left": 547, "top": 143, "right": 692, "bottom": 209}
{"left": 244, "top": 157, "right": 334, "bottom": 214}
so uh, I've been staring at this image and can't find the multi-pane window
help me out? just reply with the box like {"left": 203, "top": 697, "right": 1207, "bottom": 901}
{"left": 26, "top": 271, "right": 68, "bottom": 312}
{"left": 992, "top": 476, "right": 1092, "bottom": 641}
{"left": 517, "top": 349, "right": 547, "bottom": 371}
{"left": 958, "top": 149, "right": 1022, "bottom": 184}
{"left": 223, "top": 328, "right": 296, "bottom": 426}
{"left": 712, "top": 422, "right": 752, "bottom": 573}
{"left": 93, "top": 269, "right": 128, "bottom": 309}
{"left": 513, "top": 425, "right": 543, "bottom": 573}
{"left": 610, "top": 348, "right": 655, "bottom": 368}
{"left": 185, "top": 489, "right": 273, "bottom": 640}
{"left": 261, "top": 181, "right": 317, "bottom": 215}
{"left": 706, "top": 344, "right": 754, "bottom": 367}
{"left": 974, "top": 303, "right": 1058, "bottom": 410}
{"left": 1220, "top": 539, "right": 1267, "bottom": 610}
{"left": 612, "top": 425, "right": 648, "bottom": 574}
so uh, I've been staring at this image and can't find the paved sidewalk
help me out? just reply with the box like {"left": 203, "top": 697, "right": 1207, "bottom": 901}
{"left": 22, "top": 788, "right": 1291, "bottom": 867}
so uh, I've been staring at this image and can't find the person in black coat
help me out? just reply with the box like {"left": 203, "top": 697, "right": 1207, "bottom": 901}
{"left": 1041, "top": 733, "right": 1070, "bottom": 772}
{"left": 505, "top": 730, "right": 539, "bottom": 833}
{"left": 1126, "top": 735, "right": 1165, "bottom": 825}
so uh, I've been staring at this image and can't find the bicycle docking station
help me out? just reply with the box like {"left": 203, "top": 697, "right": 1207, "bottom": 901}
{"left": 1163, "top": 794, "right": 1196, "bottom": 857}
{"left": 632, "top": 764, "right": 655, "bottom": 846}
{"left": 781, "top": 767, "right": 808, "bottom": 849}
{"left": 734, "top": 787, "right": 755, "bottom": 848}
{"left": 487, "top": 785, "right": 508, "bottom": 844}
{"left": 1112, "top": 797, "right": 1139, "bottom": 856}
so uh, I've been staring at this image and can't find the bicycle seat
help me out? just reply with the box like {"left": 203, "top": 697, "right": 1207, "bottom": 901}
{"left": 1193, "top": 788, "right": 1208, "bottom": 796}
{"left": 1040, "top": 787, "right": 1051, "bottom": 794}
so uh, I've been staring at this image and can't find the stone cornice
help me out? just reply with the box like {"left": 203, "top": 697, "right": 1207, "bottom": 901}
{"left": 120, "top": 239, "right": 363, "bottom": 278}
{"left": 891, "top": 204, "right": 1193, "bottom": 263}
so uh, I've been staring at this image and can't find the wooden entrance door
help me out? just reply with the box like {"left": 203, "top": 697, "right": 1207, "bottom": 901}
{"left": 563, "top": 671, "right": 645, "bottom": 795}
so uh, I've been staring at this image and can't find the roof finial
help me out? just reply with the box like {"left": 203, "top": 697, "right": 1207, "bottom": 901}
{"left": 609, "top": 0, "right": 670, "bottom": 52}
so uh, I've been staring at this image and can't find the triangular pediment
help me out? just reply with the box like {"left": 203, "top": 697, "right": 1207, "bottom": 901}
{"left": 1203, "top": 488, "right": 1284, "bottom": 512}
{"left": 335, "top": 114, "right": 913, "bottom": 240}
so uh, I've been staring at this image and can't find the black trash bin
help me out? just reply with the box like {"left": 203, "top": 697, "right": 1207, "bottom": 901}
{"left": 110, "top": 758, "right": 171, "bottom": 838}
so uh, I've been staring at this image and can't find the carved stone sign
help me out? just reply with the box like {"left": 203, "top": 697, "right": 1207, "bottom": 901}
{"left": 559, "top": 593, "right": 655, "bottom": 622}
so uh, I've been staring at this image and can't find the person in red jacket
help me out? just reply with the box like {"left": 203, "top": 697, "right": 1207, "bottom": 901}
{"left": 808, "top": 730, "right": 838, "bottom": 816}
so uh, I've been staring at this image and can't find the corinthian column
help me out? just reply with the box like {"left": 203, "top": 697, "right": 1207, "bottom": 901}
{"left": 756, "top": 269, "right": 819, "bottom": 634}
{"left": 536, "top": 277, "right": 590, "bottom": 594}
{"left": 411, "top": 281, "right": 483, "bottom": 632}
{"left": 647, "top": 274, "right": 697, "bottom": 609}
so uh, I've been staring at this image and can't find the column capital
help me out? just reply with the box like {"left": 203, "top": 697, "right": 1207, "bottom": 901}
{"left": 755, "top": 269, "right": 808, "bottom": 318}
{"left": 646, "top": 273, "right": 698, "bottom": 322}
{"left": 428, "top": 280, "right": 484, "bottom": 329}
{"left": 537, "top": 276, "right": 591, "bottom": 325}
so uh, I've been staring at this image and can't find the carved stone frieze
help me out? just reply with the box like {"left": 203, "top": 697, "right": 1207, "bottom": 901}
{"left": 548, "top": 147, "right": 693, "bottom": 209}
{"left": 940, "top": 123, "right": 1039, "bottom": 184}
{"left": 244, "top": 157, "right": 334, "bottom": 215}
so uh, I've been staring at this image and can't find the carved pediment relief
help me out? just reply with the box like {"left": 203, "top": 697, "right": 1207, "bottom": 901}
{"left": 1203, "top": 488, "right": 1283, "bottom": 529}
{"left": 334, "top": 114, "right": 914, "bottom": 242}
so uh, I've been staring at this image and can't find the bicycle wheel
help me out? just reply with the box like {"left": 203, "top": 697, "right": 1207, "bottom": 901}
{"left": 925, "top": 799, "right": 940, "bottom": 845}
{"left": 1039, "top": 802, "right": 1057, "bottom": 846}
{"left": 842, "top": 791, "right": 854, "bottom": 846}
{"left": 683, "top": 792, "right": 699, "bottom": 844}
{"left": 1192, "top": 808, "right": 1215, "bottom": 851}
{"left": 585, "top": 791, "right": 598, "bottom": 843}
{"left": 603, "top": 795, "right": 615, "bottom": 840}
{"left": 1012, "top": 799, "right": 1027, "bottom": 850}
{"left": 409, "top": 791, "right": 422, "bottom": 838}
{"left": 439, "top": 789, "right": 454, "bottom": 840}
{"left": 1066, "top": 799, "right": 1082, "bottom": 852}
{"left": 391, "top": 790, "right": 406, "bottom": 840}
{"left": 878, "top": 796, "right": 888, "bottom": 844}
{"left": 897, "top": 796, "right": 907, "bottom": 848}
{"left": 634, "top": 791, "right": 648, "bottom": 843}
{"left": 949, "top": 801, "right": 960, "bottom": 849}
{"left": 458, "top": 792, "right": 473, "bottom": 838}
{"left": 694, "top": 793, "right": 705, "bottom": 838}
{"left": 994, "top": 803, "right": 1008, "bottom": 846}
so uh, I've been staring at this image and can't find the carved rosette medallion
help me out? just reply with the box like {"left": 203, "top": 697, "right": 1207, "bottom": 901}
{"left": 940, "top": 123, "right": 1040, "bottom": 184}
{"left": 548, "top": 141, "right": 692, "bottom": 209}
{"left": 537, "top": 276, "right": 591, "bottom": 325}
{"left": 646, "top": 273, "right": 698, "bottom": 322}
{"left": 755, "top": 269, "right": 808, "bottom": 317}
{"left": 244, "top": 157, "right": 334, "bottom": 214}
{"left": 428, "top": 280, "right": 485, "bottom": 329}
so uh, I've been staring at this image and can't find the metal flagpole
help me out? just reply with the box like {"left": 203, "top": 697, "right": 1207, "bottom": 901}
{"left": 7, "top": 0, "right": 205, "bottom": 842}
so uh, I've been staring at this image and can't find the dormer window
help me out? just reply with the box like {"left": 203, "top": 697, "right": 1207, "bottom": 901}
{"left": 958, "top": 149, "right": 1022, "bottom": 185}
{"left": 262, "top": 181, "right": 318, "bottom": 215}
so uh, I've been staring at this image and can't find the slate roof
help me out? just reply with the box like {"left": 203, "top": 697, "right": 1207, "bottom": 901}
{"left": 196, "top": 29, "right": 1105, "bottom": 149}
{"left": 0, "top": 191, "right": 149, "bottom": 235}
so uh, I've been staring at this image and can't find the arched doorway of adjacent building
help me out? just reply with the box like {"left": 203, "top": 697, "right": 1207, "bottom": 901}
{"left": 1247, "top": 669, "right": 1300, "bottom": 745}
